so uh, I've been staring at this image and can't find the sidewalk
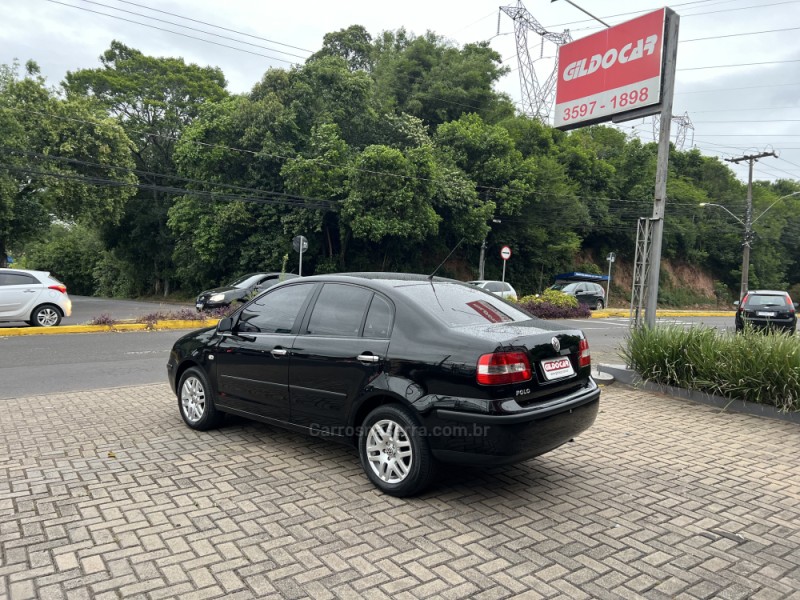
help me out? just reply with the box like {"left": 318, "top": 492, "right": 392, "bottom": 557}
{"left": 1, "top": 383, "right": 797, "bottom": 599}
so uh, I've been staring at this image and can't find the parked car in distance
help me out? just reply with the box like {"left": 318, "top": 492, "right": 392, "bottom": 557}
{"left": 549, "top": 281, "right": 606, "bottom": 310}
{"left": 467, "top": 280, "right": 518, "bottom": 300}
{"left": 168, "top": 273, "right": 600, "bottom": 496}
{"left": 195, "top": 272, "right": 298, "bottom": 311}
{"left": 0, "top": 268, "right": 72, "bottom": 327}
{"left": 734, "top": 290, "right": 798, "bottom": 333}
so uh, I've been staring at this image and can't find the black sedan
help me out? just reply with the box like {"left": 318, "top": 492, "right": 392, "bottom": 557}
{"left": 195, "top": 272, "right": 297, "bottom": 311}
{"left": 168, "top": 273, "right": 600, "bottom": 496}
{"left": 734, "top": 290, "right": 798, "bottom": 333}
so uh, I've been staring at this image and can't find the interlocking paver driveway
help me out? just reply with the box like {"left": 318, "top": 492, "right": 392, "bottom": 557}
{"left": 0, "top": 383, "right": 798, "bottom": 600}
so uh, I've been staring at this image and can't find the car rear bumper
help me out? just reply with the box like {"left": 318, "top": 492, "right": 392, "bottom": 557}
{"left": 419, "top": 380, "right": 600, "bottom": 465}
{"left": 738, "top": 316, "right": 796, "bottom": 331}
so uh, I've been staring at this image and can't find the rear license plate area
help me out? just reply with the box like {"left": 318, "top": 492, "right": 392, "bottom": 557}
{"left": 541, "top": 357, "right": 575, "bottom": 381}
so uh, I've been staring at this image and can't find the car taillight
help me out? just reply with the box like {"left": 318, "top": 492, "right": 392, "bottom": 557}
{"left": 740, "top": 293, "right": 749, "bottom": 311}
{"left": 49, "top": 284, "right": 67, "bottom": 294}
{"left": 579, "top": 338, "right": 591, "bottom": 368}
{"left": 477, "top": 351, "right": 532, "bottom": 385}
{"left": 786, "top": 296, "right": 794, "bottom": 307}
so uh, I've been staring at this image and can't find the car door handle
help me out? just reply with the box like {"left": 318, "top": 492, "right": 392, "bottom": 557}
{"left": 271, "top": 347, "right": 288, "bottom": 357}
{"left": 23, "top": 289, "right": 37, "bottom": 293}
{"left": 357, "top": 354, "right": 380, "bottom": 363}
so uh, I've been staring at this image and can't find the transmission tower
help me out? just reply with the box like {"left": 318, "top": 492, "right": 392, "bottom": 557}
{"left": 499, "top": 1, "right": 572, "bottom": 122}
{"left": 651, "top": 112, "right": 695, "bottom": 149}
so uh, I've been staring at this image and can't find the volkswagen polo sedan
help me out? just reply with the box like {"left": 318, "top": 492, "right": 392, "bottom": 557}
{"left": 167, "top": 273, "right": 600, "bottom": 496}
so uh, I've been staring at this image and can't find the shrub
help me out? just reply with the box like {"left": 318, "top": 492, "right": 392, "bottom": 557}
{"left": 621, "top": 325, "right": 800, "bottom": 412}
{"left": 88, "top": 313, "right": 117, "bottom": 326}
{"left": 519, "top": 289, "right": 579, "bottom": 308}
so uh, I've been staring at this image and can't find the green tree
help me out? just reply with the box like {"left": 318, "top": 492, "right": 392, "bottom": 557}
{"left": 0, "top": 61, "right": 136, "bottom": 266}
{"left": 65, "top": 41, "right": 228, "bottom": 295}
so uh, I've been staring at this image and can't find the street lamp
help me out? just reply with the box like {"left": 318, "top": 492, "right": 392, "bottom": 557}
{"left": 700, "top": 190, "right": 800, "bottom": 300}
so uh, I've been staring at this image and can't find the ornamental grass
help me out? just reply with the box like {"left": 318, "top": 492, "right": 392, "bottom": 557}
{"left": 621, "top": 325, "right": 800, "bottom": 412}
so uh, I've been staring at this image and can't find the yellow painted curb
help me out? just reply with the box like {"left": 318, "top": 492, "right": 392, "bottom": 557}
{"left": 0, "top": 319, "right": 220, "bottom": 337}
{"left": 591, "top": 310, "right": 737, "bottom": 319}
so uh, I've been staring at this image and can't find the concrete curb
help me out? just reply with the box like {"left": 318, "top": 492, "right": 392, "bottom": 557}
{"left": 599, "top": 363, "right": 800, "bottom": 424}
{"left": 591, "top": 309, "right": 736, "bottom": 319}
{"left": 0, "top": 319, "right": 220, "bottom": 337}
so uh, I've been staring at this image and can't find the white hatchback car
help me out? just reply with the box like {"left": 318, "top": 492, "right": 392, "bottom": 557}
{"left": 467, "top": 280, "right": 518, "bottom": 300}
{"left": 0, "top": 268, "right": 72, "bottom": 326}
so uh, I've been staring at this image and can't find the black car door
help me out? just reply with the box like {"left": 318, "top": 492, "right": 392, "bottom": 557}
{"left": 213, "top": 282, "right": 316, "bottom": 423}
{"left": 289, "top": 283, "right": 393, "bottom": 431}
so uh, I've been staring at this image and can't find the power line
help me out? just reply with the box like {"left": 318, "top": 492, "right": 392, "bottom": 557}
{"left": 105, "top": 0, "right": 313, "bottom": 53}
{"left": 43, "top": 0, "right": 296, "bottom": 65}
{"left": 0, "top": 146, "right": 332, "bottom": 204}
{"left": 676, "top": 82, "right": 800, "bottom": 95}
{"left": 0, "top": 164, "right": 335, "bottom": 210}
{"left": 70, "top": 0, "right": 310, "bottom": 60}
{"left": 682, "top": 25, "right": 800, "bottom": 43}
{"left": 678, "top": 58, "right": 800, "bottom": 71}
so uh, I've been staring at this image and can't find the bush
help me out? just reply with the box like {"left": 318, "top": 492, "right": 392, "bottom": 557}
{"left": 515, "top": 289, "right": 589, "bottom": 318}
{"left": 25, "top": 224, "right": 104, "bottom": 295}
{"left": 621, "top": 325, "right": 800, "bottom": 412}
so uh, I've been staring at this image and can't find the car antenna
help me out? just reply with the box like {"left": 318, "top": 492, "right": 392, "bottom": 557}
{"left": 428, "top": 238, "right": 465, "bottom": 280}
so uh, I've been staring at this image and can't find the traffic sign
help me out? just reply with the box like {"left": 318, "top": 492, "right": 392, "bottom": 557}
{"left": 292, "top": 235, "right": 308, "bottom": 253}
{"left": 500, "top": 246, "right": 512, "bottom": 260}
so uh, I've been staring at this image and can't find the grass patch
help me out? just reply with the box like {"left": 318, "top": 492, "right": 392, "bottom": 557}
{"left": 621, "top": 325, "right": 800, "bottom": 412}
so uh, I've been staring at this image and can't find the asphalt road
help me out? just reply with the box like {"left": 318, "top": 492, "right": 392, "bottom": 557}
{"left": 0, "top": 295, "right": 737, "bottom": 399}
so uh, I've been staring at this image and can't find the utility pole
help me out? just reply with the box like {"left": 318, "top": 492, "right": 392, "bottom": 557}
{"left": 643, "top": 10, "right": 680, "bottom": 329}
{"left": 724, "top": 151, "right": 778, "bottom": 300}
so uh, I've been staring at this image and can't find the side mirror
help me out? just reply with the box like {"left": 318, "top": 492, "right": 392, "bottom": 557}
{"left": 733, "top": 301, "right": 740, "bottom": 307}
{"left": 794, "top": 302, "right": 799, "bottom": 311}
{"left": 217, "top": 316, "right": 233, "bottom": 333}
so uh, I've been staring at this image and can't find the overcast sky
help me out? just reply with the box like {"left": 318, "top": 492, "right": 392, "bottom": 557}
{"left": 2, "top": 0, "right": 800, "bottom": 187}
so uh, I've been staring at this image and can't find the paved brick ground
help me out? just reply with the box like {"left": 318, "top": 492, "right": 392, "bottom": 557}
{"left": 1, "top": 383, "right": 798, "bottom": 600}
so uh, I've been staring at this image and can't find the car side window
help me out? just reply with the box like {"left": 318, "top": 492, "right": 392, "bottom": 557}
{"left": 305, "top": 283, "right": 373, "bottom": 337}
{"left": 363, "top": 295, "right": 393, "bottom": 339}
{"left": 486, "top": 282, "right": 502, "bottom": 292}
{"left": 237, "top": 284, "right": 313, "bottom": 334}
{"left": 0, "top": 273, "right": 38, "bottom": 286}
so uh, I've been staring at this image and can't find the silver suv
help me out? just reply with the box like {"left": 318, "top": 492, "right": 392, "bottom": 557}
{"left": 0, "top": 268, "right": 72, "bottom": 326}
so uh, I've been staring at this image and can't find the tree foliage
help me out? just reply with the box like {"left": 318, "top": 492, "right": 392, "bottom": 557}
{"left": 4, "top": 29, "right": 798, "bottom": 300}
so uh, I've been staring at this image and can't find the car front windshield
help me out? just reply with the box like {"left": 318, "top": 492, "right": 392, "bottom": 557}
{"left": 393, "top": 282, "right": 531, "bottom": 327}
{"left": 229, "top": 274, "right": 262, "bottom": 289}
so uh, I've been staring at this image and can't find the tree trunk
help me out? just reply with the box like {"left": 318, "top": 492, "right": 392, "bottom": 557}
{"left": 0, "top": 236, "right": 6, "bottom": 268}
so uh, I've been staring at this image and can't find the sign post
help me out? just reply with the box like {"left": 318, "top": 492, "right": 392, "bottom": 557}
{"left": 606, "top": 252, "right": 616, "bottom": 305}
{"left": 554, "top": 7, "right": 679, "bottom": 327}
{"left": 292, "top": 235, "right": 308, "bottom": 276}
{"left": 500, "top": 246, "right": 512, "bottom": 283}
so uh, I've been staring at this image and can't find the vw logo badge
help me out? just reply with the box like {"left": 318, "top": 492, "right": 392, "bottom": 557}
{"left": 551, "top": 337, "right": 560, "bottom": 352}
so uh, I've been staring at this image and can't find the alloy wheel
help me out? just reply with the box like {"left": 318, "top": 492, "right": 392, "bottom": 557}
{"left": 37, "top": 308, "right": 59, "bottom": 327}
{"left": 181, "top": 376, "right": 206, "bottom": 423}
{"left": 366, "top": 419, "right": 413, "bottom": 484}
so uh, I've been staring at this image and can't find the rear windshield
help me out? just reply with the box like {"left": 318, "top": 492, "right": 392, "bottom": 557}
{"left": 744, "top": 294, "right": 788, "bottom": 307}
{"left": 392, "top": 282, "right": 532, "bottom": 327}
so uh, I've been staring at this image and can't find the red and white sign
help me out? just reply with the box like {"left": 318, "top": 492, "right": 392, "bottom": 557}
{"left": 500, "top": 246, "right": 512, "bottom": 260}
{"left": 541, "top": 357, "right": 575, "bottom": 381}
{"left": 554, "top": 8, "right": 666, "bottom": 129}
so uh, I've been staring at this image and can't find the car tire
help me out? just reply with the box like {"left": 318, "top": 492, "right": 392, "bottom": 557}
{"left": 596, "top": 299, "right": 605, "bottom": 310}
{"left": 31, "top": 305, "right": 62, "bottom": 327}
{"left": 359, "top": 404, "right": 436, "bottom": 497}
{"left": 178, "top": 367, "right": 224, "bottom": 431}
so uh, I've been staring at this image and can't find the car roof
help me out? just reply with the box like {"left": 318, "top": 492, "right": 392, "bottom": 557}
{"left": 0, "top": 268, "right": 50, "bottom": 277}
{"left": 748, "top": 290, "right": 789, "bottom": 295}
{"left": 287, "top": 272, "right": 459, "bottom": 290}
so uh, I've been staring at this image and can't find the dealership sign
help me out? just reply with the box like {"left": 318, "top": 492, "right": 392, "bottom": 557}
{"left": 554, "top": 8, "right": 667, "bottom": 129}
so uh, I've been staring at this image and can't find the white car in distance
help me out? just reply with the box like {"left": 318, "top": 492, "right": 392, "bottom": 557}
{"left": 0, "top": 268, "right": 72, "bottom": 326}
{"left": 467, "top": 280, "right": 518, "bottom": 301}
